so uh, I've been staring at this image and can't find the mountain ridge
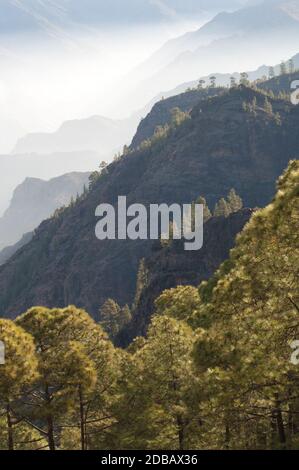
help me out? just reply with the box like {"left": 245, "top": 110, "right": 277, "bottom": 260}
{"left": 0, "top": 171, "right": 90, "bottom": 250}
{"left": 124, "top": 1, "right": 299, "bottom": 108}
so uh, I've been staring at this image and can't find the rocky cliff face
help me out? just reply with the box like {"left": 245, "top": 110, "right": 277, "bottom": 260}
{"left": 124, "top": 209, "right": 253, "bottom": 341}
{"left": 0, "top": 86, "right": 298, "bottom": 320}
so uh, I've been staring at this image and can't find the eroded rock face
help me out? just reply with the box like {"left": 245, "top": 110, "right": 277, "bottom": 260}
{"left": 0, "top": 86, "right": 298, "bottom": 320}
{"left": 125, "top": 209, "right": 253, "bottom": 342}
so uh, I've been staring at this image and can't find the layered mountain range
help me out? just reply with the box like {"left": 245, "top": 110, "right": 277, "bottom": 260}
{"left": 0, "top": 172, "right": 90, "bottom": 250}
{"left": 1, "top": 0, "right": 243, "bottom": 34}
{"left": 122, "top": 0, "right": 299, "bottom": 108}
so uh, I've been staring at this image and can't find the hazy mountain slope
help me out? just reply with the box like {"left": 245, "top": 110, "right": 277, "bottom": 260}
{"left": 0, "top": 172, "right": 90, "bottom": 250}
{"left": 0, "top": 85, "right": 297, "bottom": 319}
{"left": 130, "top": 0, "right": 261, "bottom": 80}
{"left": 0, "top": 232, "right": 33, "bottom": 267}
{"left": 166, "top": 52, "right": 299, "bottom": 91}
{"left": 0, "top": 150, "right": 99, "bottom": 217}
{"left": 13, "top": 115, "right": 137, "bottom": 155}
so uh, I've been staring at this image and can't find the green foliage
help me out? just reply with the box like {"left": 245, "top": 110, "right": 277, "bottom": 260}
{"left": 170, "top": 107, "right": 190, "bottom": 127}
{"left": 141, "top": 160, "right": 299, "bottom": 450}
{"left": 111, "top": 316, "right": 198, "bottom": 450}
{"left": 15, "top": 305, "right": 119, "bottom": 450}
{"left": 88, "top": 170, "right": 100, "bottom": 189}
{"left": 196, "top": 196, "right": 212, "bottom": 222}
{"left": 100, "top": 299, "right": 132, "bottom": 340}
{"left": 263, "top": 97, "right": 273, "bottom": 115}
{"left": 0, "top": 320, "right": 39, "bottom": 450}
{"left": 213, "top": 189, "right": 243, "bottom": 217}
{"left": 192, "top": 160, "right": 299, "bottom": 449}
{"left": 214, "top": 198, "right": 230, "bottom": 217}
{"left": 136, "top": 106, "right": 190, "bottom": 154}
{"left": 155, "top": 286, "right": 201, "bottom": 324}
{"left": 198, "top": 79, "right": 206, "bottom": 89}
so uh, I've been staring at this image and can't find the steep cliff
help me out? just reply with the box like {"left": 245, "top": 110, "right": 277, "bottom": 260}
{"left": 124, "top": 209, "right": 253, "bottom": 341}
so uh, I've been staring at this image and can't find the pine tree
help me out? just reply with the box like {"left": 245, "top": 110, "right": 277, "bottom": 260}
{"left": 114, "top": 316, "right": 198, "bottom": 450}
{"left": 214, "top": 198, "right": 230, "bottom": 217}
{"left": 209, "top": 76, "right": 216, "bottom": 88}
{"left": 133, "top": 259, "right": 149, "bottom": 309}
{"left": 16, "top": 306, "right": 119, "bottom": 450}
{"left": 88, "top": 171, "right": 100, "bottom": 190}
{"left": 280, "top": 61, "right": 287, "bottom": 75}
{"left": 99, "top": 299, "right": 121, "bottom": 340}
{"left": 196, "top": 196, "right": 212, "bottom": 222}
{"left": 99, "top": 161, "right": 108, "bottom": 174}
{"left": 263, "top": 97, "right": 273, "bottom": 115}
{"left": 155, "top": 285, "right": 201, "bottom": 325}
{"left": 192, "top": 160, "right": 299, "bottom": 449}
{"left": 198, "top": 79, "right": 205, "bottom": 89}
{"left": 269, "top": 66, "right": 275, "bottom": 79}
{"left": 227, "top": 188, "right": 243, "bottom": 213}
{"left": 121, "top": 305, "right": 132, "bottom": 326}
{"left": 0, "top": 320, "right": 38, "bottom": 450}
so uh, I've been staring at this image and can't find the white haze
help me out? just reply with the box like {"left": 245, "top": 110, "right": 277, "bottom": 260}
{"left": 1, "top": 1, "right": 297, "bottom": 156}
{"left": 0, "top": 19, "right": 208, "bottom": 154}
{"left": 0, "top": 17, "right": 210, "bottom": 218}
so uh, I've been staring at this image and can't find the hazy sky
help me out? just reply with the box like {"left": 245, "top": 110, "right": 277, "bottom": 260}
{"left": 0, "top": 0, "right": 296, "bottom": 154}
{"left": 0, "top": 0, "right": 252, "bottom": 153}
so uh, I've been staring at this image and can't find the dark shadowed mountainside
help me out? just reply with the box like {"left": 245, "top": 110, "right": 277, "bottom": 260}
{"left": 0, "top": 172, "right": 90, "bottom": 250}
{"left": 122, "top": 208, "right": 254, "bottom": 342}
{"left": 0, "top": 85, "right": 298, "bottom": 319}
{"left": 130, "top": 87, "right": 225, "bottom": 149}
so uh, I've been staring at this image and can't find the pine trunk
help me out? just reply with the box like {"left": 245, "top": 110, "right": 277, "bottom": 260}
{"left": 6, "top": 404, "right": 14, "bottom": 451}
{"left": 79, "top": 385, "right": 86, "bottom": 451}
